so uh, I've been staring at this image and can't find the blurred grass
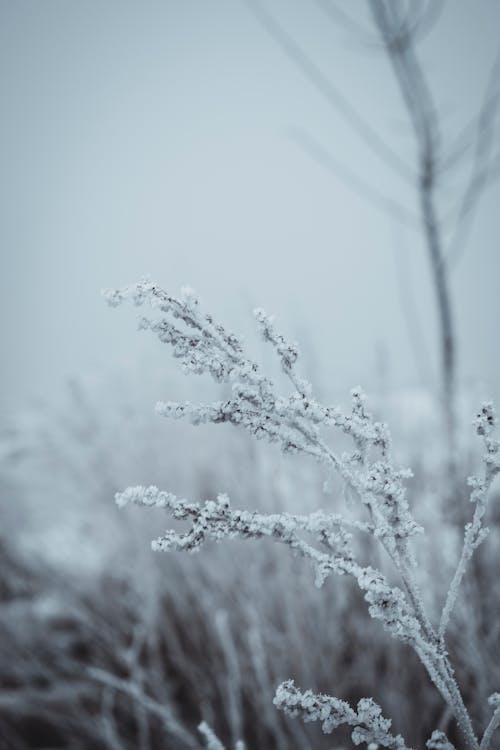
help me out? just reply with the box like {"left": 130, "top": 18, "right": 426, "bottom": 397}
{"left": 0, "top": 376, "right": 498, "bottom": 749}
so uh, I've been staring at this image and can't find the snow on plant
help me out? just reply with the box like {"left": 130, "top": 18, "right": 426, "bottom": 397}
{"left": 105, "top": 280, "right": 500, "bottom": 750}
{"left": 273, "top": 680, "right": 410, "bottom": 749}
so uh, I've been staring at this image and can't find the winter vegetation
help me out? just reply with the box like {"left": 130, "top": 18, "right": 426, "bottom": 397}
{"left": 0, "top": 278, "right": 499, "bottom": 748}
{"left": 1, "top": 4, "right": 500, "bottom": 750}
{"left": 95, "top": 279, "right": 499, "bottom": 750}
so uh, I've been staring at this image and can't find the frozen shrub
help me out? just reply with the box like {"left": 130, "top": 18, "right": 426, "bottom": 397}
{"left": 106, "top": 280, "right": 500, "bottom": 750}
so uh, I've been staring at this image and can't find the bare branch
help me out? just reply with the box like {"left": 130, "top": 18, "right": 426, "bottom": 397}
{"left": 369, "top": 0, "right": 456, "bottom": 459}
{"left": 446, "top": 48, "right": 500, "bottom": 267}
{"left": 313, "top": 0, "right": 376, "bottom": 44}
{"left": 242, "top": 0, "right": 415, "bottom": 183}
{"left": 439, "top": 404, "right": 500, "bottom": 640}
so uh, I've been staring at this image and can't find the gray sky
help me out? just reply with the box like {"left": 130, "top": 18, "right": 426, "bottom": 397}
{"left": 1, "top": 0, "right": 499, "bottom": 415}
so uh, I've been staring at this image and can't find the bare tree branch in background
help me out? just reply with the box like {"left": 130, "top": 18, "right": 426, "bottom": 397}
{"left": 244, "top": 0, "right": 500, "bottom": 475}
{"left": 242, "top": 0, "right": 415, "bottom": 183}
{"left": 368, "top": 0, "right": 457, "bottom": 466}
{"left": 446, "top": 48, "right": 500, "bottom": 268}
{"left": 368, "top": 0, "right": 500, "bottom": 472}
{"left": 316, "top": 0, "right": 447, "bottom": 46}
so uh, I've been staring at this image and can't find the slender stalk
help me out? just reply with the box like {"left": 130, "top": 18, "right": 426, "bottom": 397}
{"left": 440, "top": 444, "right": 497, "bottom": 640}
{"left": 397, "top": 553, "right": 479, "bottom": 749}
{"left": 420, "top": 166, "right": 456, "bottom": 470}
{"left": 480, "top": 707, "right": 500, "bottom": 750}
{"left": 440, "top": 664, "right": 479, "bottom": 750}
{"left": 369, "top": 0, "right": 457, "bottom": 473}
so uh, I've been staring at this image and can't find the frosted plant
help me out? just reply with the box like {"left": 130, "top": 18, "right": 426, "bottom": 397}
{"left": 105, "top": 280, "right": 500, "bottom": 750}
{"left": 274, "top": 680, "right": 411, "bottom": 749}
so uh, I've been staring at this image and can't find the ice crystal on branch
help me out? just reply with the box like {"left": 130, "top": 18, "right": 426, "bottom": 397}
{"left": 114, "top": 483, "right": 421, "bottom": 640}
{"left": 274, "top": 680, "right": 411, "bottom": 749}
{"left": 105, "top": 281, "right": 500, "bottom": 750}
{"left": 104, "top": 281, "right": 418, "bottom": 551}
{"left": 439, "top": 403, "right": 500, "bottom": 642}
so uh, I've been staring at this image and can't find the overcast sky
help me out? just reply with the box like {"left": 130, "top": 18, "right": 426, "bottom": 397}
{"left": 1, "top": 0, "right": 499, "bottom": 416}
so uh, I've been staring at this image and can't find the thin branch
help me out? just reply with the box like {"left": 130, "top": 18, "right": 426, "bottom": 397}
{"left": 393, "top": 0, "right": 447, "bottom": 45}
{"left": 313, "top": 0, "right": 376, "bottom": 44}
{"left": 242, "top": 0, "right": 415, "bottom": 183}
{"left": 439, "top": 404, "right": 500, "bottom": 640}
{"left": 480, "top": 704, "right": 500, "bottom": 750}
{"left": 369, "top": 0, "right": 456, "bottom": 457}
{"left": 314, "top": 0, "right": 445, "bottom": 48}
{"left": 442, "top": 46, "right": 500, "bottom": 174}
{"left": 446, "top": 47, "right": 500, "bottom": 267}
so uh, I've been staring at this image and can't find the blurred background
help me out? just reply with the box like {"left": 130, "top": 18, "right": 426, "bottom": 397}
{"left": 1, "top": 2, "right": 499, "bottom": 748}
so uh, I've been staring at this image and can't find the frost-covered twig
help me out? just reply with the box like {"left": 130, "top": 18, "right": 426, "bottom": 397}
{"left": 273, "top": 680, "right": 412, "bottom": 749}
{"left": 105, "top": 281, "right": 499, "bottom": 750}
{"left": 116, "top": 485, "right": 422, "bottom": 642}
{"left": 480, "top": 694, "right": 500, "bottom": 750}
{"left": 439, "top": 403, "right": 500, "bottom": 640}
{"left": 104, "top": 281, "right": 420, "bottom": 558}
